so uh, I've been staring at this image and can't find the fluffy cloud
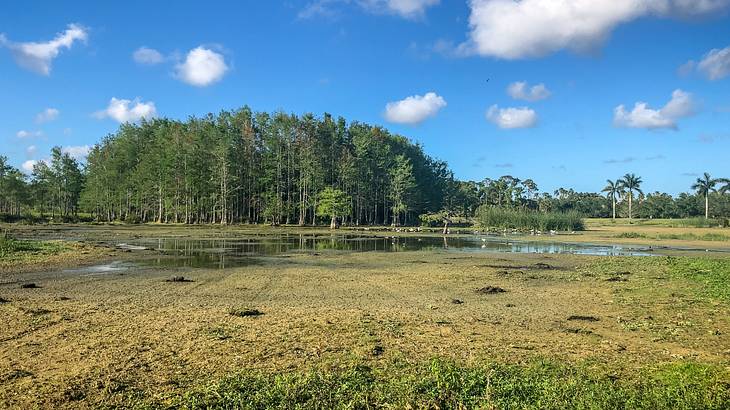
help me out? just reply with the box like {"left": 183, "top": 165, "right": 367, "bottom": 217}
{"left": 384, "top": 92, "right": 446, "bottom": 125}
{"left": 613, "top": 89, "right": 695, "bottom": 130}
{"left": 21, "top": 160, "right": 38, "bottom": 173}
{"left": 360, "top": 0, "right": 440, "bottom": 18}
{"left": 95, "top": 97, "right": 157, "bottom": 123}
{"left": 0, "top": 24, "right": 87, "bottom": 75}
{"left": 35, "top": 107, "right": 59, "bottom": 123}
{"left": 26, "top": 145, "right": 37, "bottom": 158}
{"left": 62, "top": 145, "right": 91, "bottom": 161}
{"left": 507, "top": 81, "right": 551, "bottom": 101}
{"left": 133, "top": 46, "right": 164, "bottom": 65}
{"left": 460, "top": 0, "right": 730, "bottom": 59}
{"left": 696, "top": 46, "right": 730, "bottom": 80}
{"left": 486, "top": 105, "right": 538, "bottom": 129}
{"left": 175, "top": 47, "right": 228, "bottom": 87}
{"left": 299, "top": 0, "right": 439, "bottom": 19}
{"left": 16, "top": 130, "right": 43, "bottom": 139}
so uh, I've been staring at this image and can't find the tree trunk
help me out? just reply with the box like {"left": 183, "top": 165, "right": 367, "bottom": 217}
{"left": 705, "top": 194, "right": 709, "bottom": 219}
{"left": 628, "top": 193, "right": 632, "bottom": 223}
{"left": 330, "top": 215, "right": 337, "bottom": 229}
{"left": 612, "top": 197, "right": 616, "bottom": 219}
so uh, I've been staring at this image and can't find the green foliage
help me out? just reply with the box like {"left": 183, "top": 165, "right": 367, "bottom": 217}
{"left": 173, "top": 359, "right": 729, "bottom": 409}
{"left": 666, "top": 257, "right": 730, "bottom": 302}
{"left": 0, "top": 235, "right": 65, "bottom": 259}
{"left": 78, "top": 112, "right": 453, "bottom": 225}
{"left": 316, "top": 187, "right": 351, "bottom": 227}
{"left": 476, "top": 206, "right": 585, "bottom": 231}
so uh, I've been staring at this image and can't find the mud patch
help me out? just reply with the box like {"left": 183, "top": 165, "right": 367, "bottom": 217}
{"left": 229, "top": 308, "right": 263, "bottom": 318}
{"left": 475, "top": 286, "right": 506, "bottom": 295}
{"left": 563, "top": 327, "right": 595, "bottom": 335}
{"left": 567, "top": 315, "right": 599, "bottom": 322}
{"left": 1, "top": 369, "right": 33, "bottom": 383}
{"left": 24, "top": 308, "right": 52, "bottom": 316}
{"left": 20, "top": 283, "right": 39, "bottom": 289}
{"left": 166, "top": 276, "right": 194, "bottom": 283}
{"left": 0, "top": 297, "right": 9, "bottom": 304}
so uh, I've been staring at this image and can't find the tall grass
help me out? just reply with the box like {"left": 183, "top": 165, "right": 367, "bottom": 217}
{"left": 675, "top": 217, "right": 730, "bottom": 228}
{"left": 476, "top": 206, "right": 584, "bottom": 231}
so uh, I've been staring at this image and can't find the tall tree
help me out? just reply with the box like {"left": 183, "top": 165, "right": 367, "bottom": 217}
{"left": 619, "top": 173, "right": 643, "bottom": 222}
{"left": 389, "top": 155, "right": 415, "bottom": 226}
{"left": 316, "top": 187, "right": 351, "bottom": 229}
{"left": 691, "top": 172, "right": 719, "bottom": 219}
{"left": 602, "top": 179, "right": 623, "bottom": 219}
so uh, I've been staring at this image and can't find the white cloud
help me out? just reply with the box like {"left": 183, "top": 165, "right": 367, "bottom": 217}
{"left": 35, "top": 107, "right": 60, "bottom": 123}
{"left": 26, "top": 145, "right": 37, "bottom": 158}
{"left": 299, "top": 0, "right": 439, "bottom": 19}
{"left": 133, "top": 46, "right": 164, "bottom": 65}
{"left": 17, "top": 130, "right": 43, "bottom": 139}
{"left": 21, "top": 160, "right": 38, "bottom": 173}
{"left": 62, "top": 145, "right": 91, "bottom": 161}
{"left": 459, "top": 0, "right": 730, "bottom": 59}
{"left": 486, "top": 105, "right": 538, "bottom": 129}
{"left": 0, "top": 24, "right": 87, "bottom": 75}
{"left": 299, "top": 0, "right": 343, "bottom": 19}
{"left": 360, "top": 0, "right": 440, "bottom": 19}
{"left": 613, "top": 89, "right": 695, "bottom": 130}
{"left": 95, "top": 97, "right": 157, "bottom": 123}
{"left": 696, "top": 46, "right": 730, "bottom": 80}
{"left": 384, "top": 92, "right": 446, "bottom": 125}
{"left": 175, "top": 47, "right": 228, "bottom": 87}
{"left": 507, "top": 81, "right": 551, "bottom": 101}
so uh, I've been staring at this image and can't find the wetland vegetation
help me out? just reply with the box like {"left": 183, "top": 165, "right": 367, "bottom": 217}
{"left": 0, "top": 223, "right": 729, "bottom": 408}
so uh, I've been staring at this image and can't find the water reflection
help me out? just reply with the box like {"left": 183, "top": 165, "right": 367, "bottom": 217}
{"left": 121, "top": 234, "right": 653, "bottom": 269}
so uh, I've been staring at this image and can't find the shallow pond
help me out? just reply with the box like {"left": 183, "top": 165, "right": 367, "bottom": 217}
{"left": 117, "top": 234, "right": 655, "bottom": 269}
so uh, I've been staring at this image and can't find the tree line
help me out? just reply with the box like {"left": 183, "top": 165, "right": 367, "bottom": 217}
{"left": 79, "top": 108, "right": 456, "bottom": 226}
{"left": 1, "top": 107, "right": 730, "bottom": 226}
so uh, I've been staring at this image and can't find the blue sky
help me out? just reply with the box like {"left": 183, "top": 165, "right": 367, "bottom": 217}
{"left": 1, "top": 0, "right": 729, "bottom": 195}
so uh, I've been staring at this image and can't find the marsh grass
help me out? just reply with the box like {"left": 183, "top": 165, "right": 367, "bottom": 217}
{"left": 0, "top": 235, "right": 65, "bottom": 259}
{"left": 477, "top": 207, "right": 584, "bottom": 231}
{"left": 615, "top": 232, "right": 730, "bottom": 242}
{"left": 584, "top": 256, "right": 730, "bottom": 303}
{"left": 174, "top": 359, "right": 729, "bottom": 409}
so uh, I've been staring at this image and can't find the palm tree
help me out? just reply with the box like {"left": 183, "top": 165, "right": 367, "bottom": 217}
{"left": 719, "top": 178, "right": 730, "bottom": 195}
{"left": 618, "top": 173, "right": 643, "bottom": 222}
{"left": 691, "top": 172, "right": 719, "bottom": 219}
{"left": 602, "top": 179, "right": 623, "bottom": 219}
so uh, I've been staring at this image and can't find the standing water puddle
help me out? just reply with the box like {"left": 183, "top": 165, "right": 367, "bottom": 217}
{"left": 114, "top": 234, "right": 655, "bottom": 269}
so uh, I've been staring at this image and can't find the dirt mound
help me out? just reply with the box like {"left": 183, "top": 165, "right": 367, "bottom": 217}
{"left": 475, "top": 286, "right": 506, "bottom": 295}
{"left": 166, "top": 276, "right": 194, "bottom": 283}
{"left": 567, "top": 315, "right": 599, "bottom": 322}
{"left": 229, "top": 308, "right": 263, "bottom": 318}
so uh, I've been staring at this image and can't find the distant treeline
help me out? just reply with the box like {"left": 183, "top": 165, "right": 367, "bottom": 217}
{"left": 1, "top": 107, "right": 729, "bottom": 226}
{"left": 71, "top": 108, "right": 455, "bottom": 225}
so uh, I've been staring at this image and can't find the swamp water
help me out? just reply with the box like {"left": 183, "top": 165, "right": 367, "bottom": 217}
{"left": 110, "top": 234, "right": 655, "bottom": 270}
